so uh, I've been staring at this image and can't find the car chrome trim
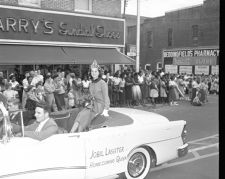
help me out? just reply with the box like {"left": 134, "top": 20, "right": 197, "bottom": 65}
{"left": 0, "top": 166, "right": 86, "bottom": 178}
{"left": 178, "top": 143, "right": 189, "bottom": 150}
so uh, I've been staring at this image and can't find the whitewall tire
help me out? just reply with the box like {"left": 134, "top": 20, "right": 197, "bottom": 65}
{"left": 125, "top": 147, "right": 151, "bottom": 179}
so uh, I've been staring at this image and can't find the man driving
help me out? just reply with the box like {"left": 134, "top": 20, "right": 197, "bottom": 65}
{"left": 0, "top": 101, "right": 58, "bottom": 141}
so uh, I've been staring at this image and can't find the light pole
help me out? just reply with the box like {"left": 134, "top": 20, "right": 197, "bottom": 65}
{"left": 136, "top": 0, "right": 140, "bottom": 72}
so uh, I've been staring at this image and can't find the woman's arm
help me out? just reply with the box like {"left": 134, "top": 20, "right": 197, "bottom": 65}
{"left": 101, "top": 81, "right": 110, "bottom": 110}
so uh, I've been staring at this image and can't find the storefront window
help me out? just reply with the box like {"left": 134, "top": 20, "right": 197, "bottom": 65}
{"left": 192, "top": 25, "right": 199, "bottom": 39}
{"left": 18, "top": 0, "right": 41, "bottom": 7}
{"left": 147, "top": 31, "right": 153, "bottom": 48}
{"left": 75, "top": 0, "right": 92, "bottom": 13}
{"left": 168, "top": 28, "right": 173, "bottom": 47}
{"left": 192, "top": 25, "right": 199, "bottom": 46}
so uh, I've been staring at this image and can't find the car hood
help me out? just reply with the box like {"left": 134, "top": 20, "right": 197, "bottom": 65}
{"left": 110, "top": 108, "right": 169, "bottom": 125}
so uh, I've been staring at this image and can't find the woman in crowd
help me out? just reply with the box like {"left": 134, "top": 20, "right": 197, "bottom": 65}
{"left": 70, "top": 60, "right": 110, "bottom": 133}
{"left": 198, "top": 77, "right": 208, "bottom": 103}
{"left": 125, "top": 72, "right": 133, "bottom": 107}
{"left": 138, "top": 70, "right": 145, "bottom": 105}
{"left": 177, "top": 75, "right": 185, "bottom": 100}
{"left": 168, "top": 75, "right": 179, "bottom": 106}
{"left": 149, "top": 76, "right": 159, "bottom": 107}
{"left": 112, "top": 72, "right": 121, "bottom": 107}
{"left": 0, "top": 72, "right": 7, "bottom": 93}
{"left": 142, "top": 72, "right": 151, "bottom": 104}
{"left": 104, "top": 71, "right": 113, "bottom": 106}
{"left": 191, "top": 76, "right": 200, "bottom": 103}
{"left": 119, "top": 73, "right": 126, "bottom": 107}
{"left": 53, "top": 74, "right": 66, "bottom": 111}
{"left": 159, "top": 75, "right": 167, "bottom": 104}
{"left": 3, "top": 83, "right": 19, "bottom": 103}
{"left": 82, "top": 74, "right": 91, "bottom": 96}
{"left": 72, "top": 72, "right": 83, "bottom": 107}
{"left": 187, "top": 78, "right": 193, "bottom": 101}
{"left": 210, "top": 77, "right": 219, "bottom": 95}
{"left": 21, "top": 72, "right": 31, "bottom": 109}
{"left": 132, "top": 72, "right": 142, "bottom": 106}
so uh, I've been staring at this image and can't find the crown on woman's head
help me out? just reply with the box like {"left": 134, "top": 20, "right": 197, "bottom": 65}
{"left": 90, "top": 59, "right": 100, "bottom": 69}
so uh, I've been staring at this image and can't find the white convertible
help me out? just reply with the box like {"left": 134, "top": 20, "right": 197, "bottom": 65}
{"left": 0, "top": 108, "right": 188, "bottom": 179}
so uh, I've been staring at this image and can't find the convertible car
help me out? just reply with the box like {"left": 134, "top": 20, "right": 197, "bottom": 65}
{"left": 0, "top": 107, "right": 188, "bottom": 179}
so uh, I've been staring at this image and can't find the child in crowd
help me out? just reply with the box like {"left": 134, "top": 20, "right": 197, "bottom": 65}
{"left": 3, "top": 83, "right": 19, "bottom": 102}
{"left": 68, "top": 89, "right": 75, "bottom": 109}
{"left": 82, "top": 75, "right": 90, "bottom": 95}
{"left": 192, "top": 89, "right": 202, "bottom": 106}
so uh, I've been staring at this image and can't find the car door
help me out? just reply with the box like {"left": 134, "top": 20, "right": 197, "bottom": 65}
{"left": 84, "top": 126, "right": 132, "bottom": 179}
{"left": 0, "top": 133, "right": 86, "bottom": 179}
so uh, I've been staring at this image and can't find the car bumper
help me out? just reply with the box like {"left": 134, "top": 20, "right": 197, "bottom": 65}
{"left": 177, "top": 143, "right": 189, "bottom": 157}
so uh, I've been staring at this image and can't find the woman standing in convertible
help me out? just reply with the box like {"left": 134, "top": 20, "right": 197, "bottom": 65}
{"left": 70, "top": 60, "right": 110, "bottom": 133}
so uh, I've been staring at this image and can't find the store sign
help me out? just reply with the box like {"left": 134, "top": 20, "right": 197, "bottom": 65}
{"left": 163, "top": 48, "right": 219, "bottom": 58}
{"left": 195, "top": 66, "right": 209, "bottom": 75}
{"left": 0, "top": 6, "right": 125, "bottom": 47}
{"left": 173, "top": 56, "right": 217, "bottom": 65}
{"left": 165, "top": 65, "right": 177, "bottom": 74}
{"left": 211, "top": 65, "right": 219, "bottom": 74}
{"left": 179, "top": 66, "right": 192, "bottom": 74}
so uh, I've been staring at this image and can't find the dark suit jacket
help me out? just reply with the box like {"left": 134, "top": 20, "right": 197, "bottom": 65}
{"left": 11, "top": 118, "right": 58, "bottom": 141}
{"left": 24, "top": 118, "right": 58, "bottom": 141}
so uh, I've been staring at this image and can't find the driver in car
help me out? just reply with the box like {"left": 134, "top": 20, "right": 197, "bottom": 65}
{"left": 0, "top": 101, "right": 58, "bottom": 141}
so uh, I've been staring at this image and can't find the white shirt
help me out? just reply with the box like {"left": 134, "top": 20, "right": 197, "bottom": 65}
{"left": 31, "top": 76, "right": 39, "bottom": 86}
{"left": 113, "top": 77, "right": 121, "bottom": 86}
{"left": 160, "top": 72, "right": 165, "bottom": 77}
{"left": 35, "top": 118, "right": 49, "bottom": 132}
{"left": 82, "top": 80, "right": 90, "bottom": 88}
{"left": 192, "top": 81, "right": 199, "bottom": 88}
{"left": 22, "top": 78, "right": 29, "bottom": 89}
{"left": 3, "top": 90, "right": 18, "bottom": 100}
{"left": 37, "top": 74, "right": 44, "bottom": 83}
{"left": 9, "top": 80, "right": 19, "bottom": 88}
{"left": 138, "top": 75, "right": 144, "bottom": 83}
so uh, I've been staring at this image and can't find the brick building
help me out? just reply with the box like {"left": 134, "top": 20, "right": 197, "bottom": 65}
{"left": 127, "top": 0, "right": 219, "bottom": 74}
{"left": 0, "top": 0, "right": 134, "bottom": 77}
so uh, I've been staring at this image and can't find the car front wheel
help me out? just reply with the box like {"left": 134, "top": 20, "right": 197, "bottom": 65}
{"left": 125, "top": 147, "right": 151, "bottom": 179}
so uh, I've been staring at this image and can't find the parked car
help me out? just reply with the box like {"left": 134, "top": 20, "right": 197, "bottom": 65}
{"left": 0, "top": 107, "right": 188, "bottom": 179}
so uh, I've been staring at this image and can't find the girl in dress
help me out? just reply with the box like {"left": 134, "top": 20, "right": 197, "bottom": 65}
{"left": 125, "top": 72, "right": 133, "bottom": 107}
{"left": 132, "top": 73, "right": 142, "bottom": 106}
{"left": 149, "top": 76, "right": 159, "bottom": 107}
{"left": 70, "top": 60, "right": 110, "bottom": 133}
{"left": 119, "top": 73, "right": 126, "bottom": 107}
{"left": 159, "top": 76, "right": 167, "bottom": 104}
{"left": 168, "top": 76, "right": 183, "bottom": 106}
{"left": 3, "top": 83, "right": 19, "bottom": 103}
{"left": 112, "top": 72, "right": 121, "bottom": 107}
{"left": 68, "top": 89, "right": 75, "bottom": 109}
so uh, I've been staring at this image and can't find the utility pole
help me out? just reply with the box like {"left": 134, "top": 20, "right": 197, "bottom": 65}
{"left": 136, "top": 0, "right": 140, "bottom": 72}
{"left": 123, "top": 0, "right": 127, "bottom": 18}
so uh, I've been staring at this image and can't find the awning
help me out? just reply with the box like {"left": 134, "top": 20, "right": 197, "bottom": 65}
{"left": 0, "top": 44, "right": 135, "bottom": 65}
{"left": 0, "top": 44, "right": 73, "bottom": 65}
{"left": 62, "top": 47, "right": 135, "bottom": 64}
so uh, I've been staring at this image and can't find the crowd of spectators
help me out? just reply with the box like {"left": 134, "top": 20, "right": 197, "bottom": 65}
{"left": 0, "top": 67, "right": 219, "bottom": 116}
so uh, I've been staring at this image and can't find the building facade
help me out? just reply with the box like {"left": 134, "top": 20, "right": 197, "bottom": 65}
{"left": 127, "top": 0, "right": 219, "bottom": 74}
{"left": 0, "top": 0, "right": 134, "bottom": 77}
